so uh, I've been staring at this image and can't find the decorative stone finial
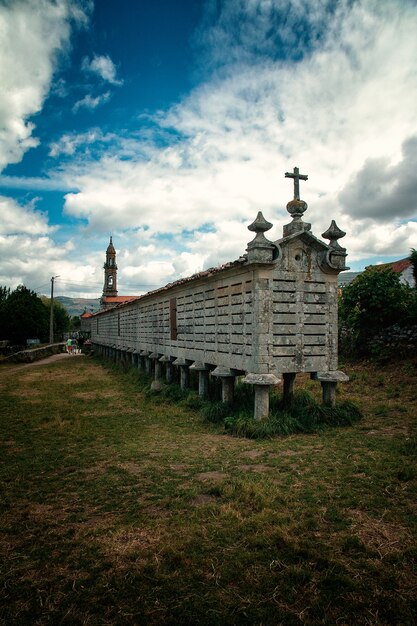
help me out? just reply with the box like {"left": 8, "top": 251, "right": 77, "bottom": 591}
{"left": 321, "top": 220, "right": 346, "bottom": 250}
{"left": 319, "top": 220, "right": 349, "bottom": 273}
{"left": 246, "top": 212, "right": 275, "bottom": 264}
{"left": 248, "top": 211, "right": 273, "bottom": 235}
{"left": 283, "top": 166, "right": 311, "bottom": 237}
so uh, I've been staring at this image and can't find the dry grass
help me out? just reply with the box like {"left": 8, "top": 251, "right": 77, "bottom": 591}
{"left": 0, "top": 355, "right": 416, "bottom": 625}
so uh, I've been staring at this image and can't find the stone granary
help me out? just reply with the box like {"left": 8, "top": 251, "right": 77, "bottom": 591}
{"left": 90, "top": 167, "right": 349, "bottom": 419}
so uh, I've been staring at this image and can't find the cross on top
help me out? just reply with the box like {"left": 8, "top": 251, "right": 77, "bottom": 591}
{"left": 285, "top": 166, "right": 308, "bottom": 200}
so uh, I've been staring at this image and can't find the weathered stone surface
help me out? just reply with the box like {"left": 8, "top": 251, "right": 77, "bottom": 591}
{"left": 243, "top": 373, "right": 281, "bottom": 386}
{"left": 315, "top": 371, "right": 349, "bottom": 383}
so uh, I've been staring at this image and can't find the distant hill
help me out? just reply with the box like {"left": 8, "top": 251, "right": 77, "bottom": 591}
{"left": 338, "top": 271, "right": 361, "bottom": 286}
{"left": 56, "top": 296, "right": 100, "bottom": 317}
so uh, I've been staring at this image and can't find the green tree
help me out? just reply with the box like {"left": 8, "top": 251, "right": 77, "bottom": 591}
{"left": 1, "top": 285, "right": 49, "bottom": 344}
{"left": 41, "top": 297, "right": 70, "bottom": 339}
{"left": 339, "top": 267, "right": 415, "bottom": 351}
{"left": 70, "top": 315, "right": 81, "bottom": 331}
{"left": 0, "top": 286, "right": 10, "bottom": 302}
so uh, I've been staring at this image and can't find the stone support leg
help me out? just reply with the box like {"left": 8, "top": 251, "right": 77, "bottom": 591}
{"left": 190, "top": 362, "right": 210, "bottom": 399}
{"left": 321, "top": 381, "right": 337, "bottom": 407}
{"left": 159, "top": 356, "right": 173, "bottom": 383}
{"left": 283, "top": 373, "right": 296, "bottom": 405}
{"left": 151, "top": 357, "right": 163, "bottom": 391}
{"left": 254, "top": 385, "right": 270, "bottom": 421}
{"left": 180, "top": 366, "right": 190, "bottom": 390}
{"left": 166, "top": 361, "right": 174, "bottom": 383}
{"left": 198, "top": 370, "right": 210, "bottom": 399}
{"left": 139, "top": 351, "right": 149, "bottom": 370}
{"left": 243, "top": 373, "right": 281, "bottom": 421}
{"left": 221, "top": 377, "right": 235, "bottom": 403}
{"left": 173, "top": 358, "right": 190, "bottom": 390}
{"left": 316, "top": 371, "right": 349, "bottom": 408}
{"left": 212, "top": 367, "right": 236, "bottom": 403}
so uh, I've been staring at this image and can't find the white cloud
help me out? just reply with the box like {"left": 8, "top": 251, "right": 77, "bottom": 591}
{"left": 2, "top": 0, "right": 417, "bottom": 298}
{"left": 0, "top": 233, "right": 96, "bottom": 297}
{"left": 49, "top": 129, "right": 104, "bottom": 157}
{"left": 339, "top": 137, "right": 417, "bottom": 221}
{"left": 0, "top": 195, "right": 76, "bottom": 294}
{"left": 60, "top": 0, "right": 417, "bottom": 281}
{"left": 72, "top": 91, "right": 111, "bottom": 113}
{"left": 0, "top": 195, "right": 54, "bottom": 236}
{"left": 0, "top": 0, "right": 90, "bottom": 172}
{"left": 82, "top": 54, "right": 123, "bottom": 85}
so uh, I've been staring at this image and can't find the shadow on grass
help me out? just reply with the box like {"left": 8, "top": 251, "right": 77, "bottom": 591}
{"left": 106, "top": 359, "right": 362, "bottom": 439}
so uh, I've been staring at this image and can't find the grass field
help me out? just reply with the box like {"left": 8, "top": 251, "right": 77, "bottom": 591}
{"left": 0, "top": 355, "right": 416, "bottom": 625}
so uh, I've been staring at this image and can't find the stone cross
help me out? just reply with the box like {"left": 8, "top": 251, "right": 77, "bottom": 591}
{"left": 285, "top": 166, "right": 308, "bottom": 200}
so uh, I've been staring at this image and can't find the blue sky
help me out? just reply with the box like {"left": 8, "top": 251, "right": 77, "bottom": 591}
{"left": 0, "top": 0, "right": 416, "bottom": 299}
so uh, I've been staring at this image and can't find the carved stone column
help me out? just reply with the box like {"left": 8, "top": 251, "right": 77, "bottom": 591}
{"left": 243, "top": 373, "right": 281, "bottom": 420}
{"left": 282, "top": 373, "right": 296, "bottom": 404}
{"left": 160, "top": 355, "right": 175, "bottom": 383}
{"left": 173, "top": 358, "right": 190, "bottom": 390}
{"left": 212, "top": 366, "right": 236, "bottom": 403}
{"left": 190, "top": 361, "right": 210, "bottom": 399}
{"left": 313, "top": 371, "right": 349, "bottom": 407}
{"left": 140, "top": 351, "right": 151, "bottom": 375}
{"left": 150, "top": 353, "right": 163, "bottom": 390}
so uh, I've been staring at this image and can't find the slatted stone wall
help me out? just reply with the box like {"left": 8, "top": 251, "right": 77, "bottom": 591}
{"left": 271, "top": 275, "right": 338, "bottom": 373}
{"left": 92, "top": 266, "right": 257, "bottom": 372}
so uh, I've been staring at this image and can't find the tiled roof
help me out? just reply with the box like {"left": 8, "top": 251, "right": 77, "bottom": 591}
{"left": 102, "top": 296, "right": 140, "bottom": 303}
{"left": 92, "top": 258, "right": 246, "bottom": 316}
{"left": 80, "top": 311, "right": 93, "bottom": 318}
{"left": 368, "top": 258, "right": 411, "bottom": 274}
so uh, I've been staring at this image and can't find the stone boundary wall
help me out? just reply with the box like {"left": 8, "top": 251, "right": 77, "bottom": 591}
{"left": 368, "top": 324, "right": 417, "bottom": 355}
{"left": 2, "top": 343, "right": 66, "bottom": 363}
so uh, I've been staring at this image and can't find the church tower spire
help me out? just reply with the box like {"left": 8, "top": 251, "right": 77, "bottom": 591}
{"left": 102, "top": 236, "right": 118, "bottom": 298}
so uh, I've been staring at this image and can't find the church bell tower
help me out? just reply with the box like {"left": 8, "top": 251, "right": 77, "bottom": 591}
{"left": 102, "top": 236, "right": 118, "bottom": 298}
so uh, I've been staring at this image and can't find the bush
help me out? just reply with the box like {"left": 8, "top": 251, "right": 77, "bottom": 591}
{"left": 339, "top": 267, "right": 416, "bottom": 353}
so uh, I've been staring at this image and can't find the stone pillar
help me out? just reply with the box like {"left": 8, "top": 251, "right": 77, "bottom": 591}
{"left": 243, "top": 373, "right": 281, "bottom": 420}
{"left": 140, "top": 351, "right": 151, "bottom": 375}
{"left": 212, "top": 366, "right": 236, "bottom": 403}
{"left": 138, "top": 350, "right": 147, "bottom": 370}
{"left": 283, "top": 373, "right": 296, "bottom": 404}
{"left": 315, "top": 371, "right": 349, "bottom": 408}
{"left": 150, "top": 353, "right": 163, "bottom": 390}
{"left": 160, "top": 356, "right": 174, "bottom": 383}
{"left": 173, "top": 358, "right": 190, "bottom": 390}
{"left": 190, "top": 362, "right": 210, "bottom": 399}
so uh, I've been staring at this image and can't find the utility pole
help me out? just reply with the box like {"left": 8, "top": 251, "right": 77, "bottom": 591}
{"left": 49, "top": 276, "right": 59, "bottom": 344}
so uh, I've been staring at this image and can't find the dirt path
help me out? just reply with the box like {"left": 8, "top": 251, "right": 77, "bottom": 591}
{"left": 1, "top": 352, "right": 85, "bottom": 375}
